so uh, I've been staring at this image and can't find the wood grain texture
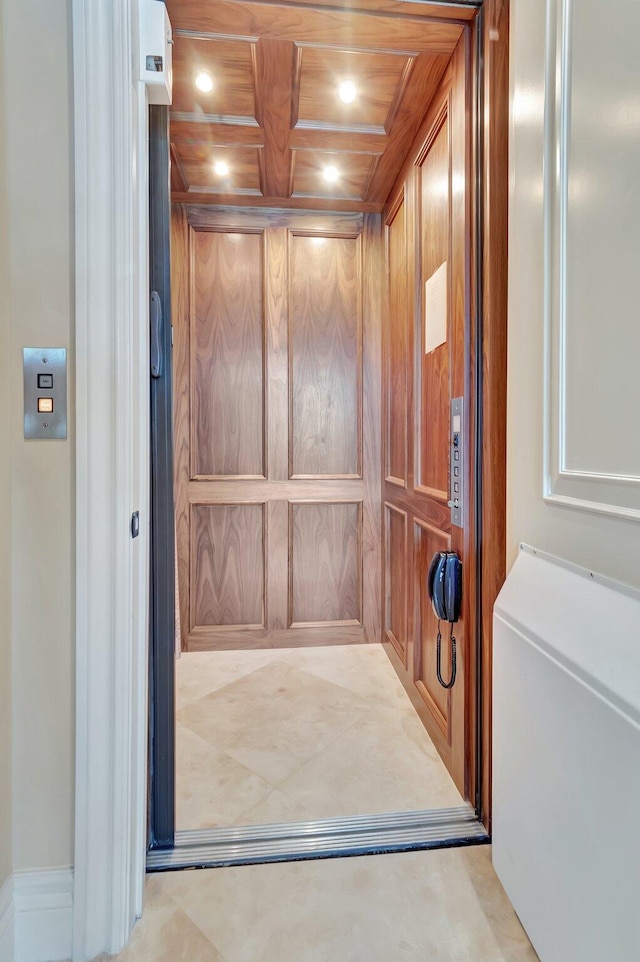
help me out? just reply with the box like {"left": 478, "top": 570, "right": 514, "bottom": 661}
{"left": 230, "top": 0, "right": 475, "bottom": 22}
{"left": 414, "top": 517, "right": 452, "bottom": 736}
{"left": 417, "top": 104, "right": 450, "bottom": 496}
{"left": 175, "top": 206, "right": 380, "bottom": 652}
{"left": 171, "top": 205, "right": 192, "bottom": 649}
{"left": 479, "top": 0, "right": 509, "bottom": 831}
{"left": 296, "top": 46, "right": 409, "bottom": 130}
{"left": 186, "top": 206, "right": 363, "bottom": 232}
{"left": 361, "top": 213, "right": 384, "bottom": 645}
{"left": 173, "top": 190, "right": 380, "bottom": 213}
{"left": 253, "top": 38, "right": 297, "bottom": 196}
{"left": 365, "top": 52, "right": 450, "bottom": 203}
{"left": 189, "top": 479, "right": 364, "bottom": 503}
{"left": 171, "top": 35, "right": 257, "bottom": 118}
{"left": 187, "top": 624, "right": 368, "bottom": 651}
{"left": 292, "top": 150, "right": 378, "bottom": 202}
{"left": 385, "top": 192, "right": 408, "bottom": 486}
{"left": 191, "top": 504, "right": 265, "bottom": 628}
{"left": 168, "top": 2, "right": 463, "bottom": 54}
{"left": 191, "top": 228, "right": 265, "bottom": 477}
{"left": 384, "top": 502, "right": 408, "bottom": 665}
{"left": 289, "top": 233, "right": 362, "bottom": 477}
{"left": 380, "top": 33, "right": 471, "bottom": 800}
{"left": 177, "top": 143, "right": 263, "bottom": 193}
{"left": 291, "top": 502, "right": 362, "bottom": 625}
{"left": 167, "top": 0, "right": 465, "bottom": 211}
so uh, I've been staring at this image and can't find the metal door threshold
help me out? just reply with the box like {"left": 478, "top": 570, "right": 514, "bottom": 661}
{"left": 147, "top": 805, "right": 488, "bottom": 871}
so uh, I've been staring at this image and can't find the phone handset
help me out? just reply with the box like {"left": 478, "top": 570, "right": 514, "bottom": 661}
{"left": 427, "top": 551, "right": 462, "bottom": 689}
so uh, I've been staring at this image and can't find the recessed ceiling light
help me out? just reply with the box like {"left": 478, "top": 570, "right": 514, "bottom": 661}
{"left": 214, "top": 160, "right": 230, "bottom": 177}
{"left": 195, "top": 71, "right": 214, "bottom": 93}
{"left": 323, "top": 165, "right": 340, "bottom": 183}
{"left": 338, "top": 80, "right": 357, "bottom": 104}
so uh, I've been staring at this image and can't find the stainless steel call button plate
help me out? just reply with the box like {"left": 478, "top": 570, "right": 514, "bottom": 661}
{"left": 23, "top": 347, "right": 67, "bottom": 440}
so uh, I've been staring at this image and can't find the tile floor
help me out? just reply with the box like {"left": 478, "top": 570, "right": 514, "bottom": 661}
{"left": 110, "top": 846, "right": 538, "bottom": 962}
{"left": 175, "top": 644, "right": 462, "bottom": 829}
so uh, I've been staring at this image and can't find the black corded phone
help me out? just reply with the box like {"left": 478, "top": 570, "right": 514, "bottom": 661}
{"left": 427, "top": 551, "right": 462, "bottom": 689}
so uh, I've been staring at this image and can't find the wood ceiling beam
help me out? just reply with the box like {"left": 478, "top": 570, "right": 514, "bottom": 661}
{"left": 242, "top": 0, "right": 477, "bottom": 22}
{"left": 170, "top": 1, "right": 463, "bottom": 55}
{"left": 253, "top": 38, "right": 297, "bottom": 196}
{"left": 289, "top": 127, "right": 388, "bottom": 154}
{"left": 172, "top": 190, "right": 380, "bottom": 213}
{"left": 171, "top": 120, "right": 266, "bottom": 148}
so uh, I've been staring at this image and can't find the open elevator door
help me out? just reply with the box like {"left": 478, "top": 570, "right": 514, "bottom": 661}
{"left": 147, "top": 0, "right": 508, "bottom": 867}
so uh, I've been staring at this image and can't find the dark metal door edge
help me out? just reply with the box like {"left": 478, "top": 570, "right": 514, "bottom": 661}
{"left": 147, "top": 806, "right": 489, "bottom": 872}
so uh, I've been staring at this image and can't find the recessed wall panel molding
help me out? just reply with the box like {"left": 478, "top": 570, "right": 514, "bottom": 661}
{"left": 544, "top": 0, "right": 640, "bottom": 519}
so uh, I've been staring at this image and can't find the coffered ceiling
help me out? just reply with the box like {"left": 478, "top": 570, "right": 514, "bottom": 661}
{"left": 166, "top": 0, "right": 467, "bottom": 211}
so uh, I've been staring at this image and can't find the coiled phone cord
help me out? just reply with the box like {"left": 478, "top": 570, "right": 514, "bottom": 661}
{"left": 436, "top": 620, "right": 457, "bottom": 689}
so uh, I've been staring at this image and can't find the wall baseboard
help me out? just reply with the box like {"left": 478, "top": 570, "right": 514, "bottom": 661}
{"left": 0, "top": 876, "right": 15, "bottom": 962}
{"left": 0, "top": 868, "right": 74, "bottom": 962}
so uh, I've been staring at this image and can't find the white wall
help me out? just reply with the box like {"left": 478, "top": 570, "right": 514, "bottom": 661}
{"left": 507, "top": 0, "right": 640, "bottom": 589}
{"left": 0, "top": 0, "right": 75, "bottom": 873}
{"left": 0, "top": 0, "right": 13, "bottom": 893}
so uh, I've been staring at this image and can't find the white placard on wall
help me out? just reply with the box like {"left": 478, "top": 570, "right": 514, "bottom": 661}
{"left": 424, "top": 260, "right": 447, "bottom": 354}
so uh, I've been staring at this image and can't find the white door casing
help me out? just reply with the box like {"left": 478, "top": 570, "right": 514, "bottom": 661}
{"left": 72, "top": 0, "right": 150, "bottom": 957}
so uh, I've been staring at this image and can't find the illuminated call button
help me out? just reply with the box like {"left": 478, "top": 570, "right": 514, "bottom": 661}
{"left": 37, "top": 397, "right": 54, "bottom": 414}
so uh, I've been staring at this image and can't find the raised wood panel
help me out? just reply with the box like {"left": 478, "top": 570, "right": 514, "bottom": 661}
{"left": 175, "top": 206, "right": 382, "bottom": 652}
{"left": 172, "top": 206, "right": 191, "bottom": 650}
{"left": 380, "top": 34, "right": 471, "bottom": 801}
{"left": 191, "top": 504, "right": 265, "bottom": 628}
{"left": 413, "top": 518, "right": 451, "bottom": 731}
{"left": 167, "top": 0, "right": 463, "bottom": 211}
{"left": 296, "top": 47, "right": 409, "bottom": 130}
{"left": 385, "top": 193, "right": 408, "bottom": 486}
{"left": 291, "top": 502, "right": 362, "bottom": 625}
{"left": 191, "top": 229, "right": 265, "bottom": 477}
{"left": 171, "top": 36, "right": 257, "bottom": 118}
{"left": 289, "top": 233, "right": 362, "bottom": 478}
{"left": 384, "top": 502, "right": 407, "bottom": 665}
{"left": 292, "top": 150, "right": 377, "bottom": 201}
{"left": 417, "top": 105, "right": 450, "bottom": 497}
{"left": 177, "top": 144, "right": 263, "bottom": 194}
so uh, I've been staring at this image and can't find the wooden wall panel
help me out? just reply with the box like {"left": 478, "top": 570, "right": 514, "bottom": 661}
{"left": 191, "top": 229, "right": 265, "bottom": 478}
{"left": 413, "top": 517, "right": 451, "bottom": 732}
{"left": 291, "top": 502, "right": 361, "bottom": 625}
{"left": 191, "top": 504, "right": 265, "bottom": 628}
{"left": 289, "top": 233, "right": 362, "bottom": 478}
{"left": 385, "top": 194, "right": 408, "bottom": 486}
{"left": 417, "top": 108, "right": 450, "bottom": 497}
{"left": 384, "top": 502, "right": 407, "bottom": 665}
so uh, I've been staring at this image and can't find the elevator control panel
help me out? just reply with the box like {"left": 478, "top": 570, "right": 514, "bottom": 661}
{"left": 23, "top": 348, "right": 67, "bottom": 440}
{"left": 448, "top": 397, "right": 463, "bottom": 527}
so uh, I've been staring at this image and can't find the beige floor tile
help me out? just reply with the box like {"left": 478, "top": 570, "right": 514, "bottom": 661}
{"left": 279, "top": 644, "right": 411, "bottom": 712}
{"left": 113, "top": 876, "right": 226, "bottom": 961}
{"left": 175, "top": 724, "right": 274, "bottom": 830}
{"left": 115, "top": 848, "right": 537, "bottom": 962}
{"left": 177, "top": 659, "right": 368, "bottom": 786}
{"left": 175, "top": 650, "right": 283, "bottom": 711}
{"left": 231, "top": 787, "right": 312, "bottom": 826}
{"left": 275, "top": 700, "right": 461, "bottom": 817}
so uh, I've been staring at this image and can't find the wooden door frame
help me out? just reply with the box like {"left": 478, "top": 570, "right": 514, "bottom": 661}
{"left": 476, "top": 0, "right": 509, "bottom": 830}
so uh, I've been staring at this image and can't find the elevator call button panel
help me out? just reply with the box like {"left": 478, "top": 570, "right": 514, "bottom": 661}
{"left": 23, "top": 348, "right": 67, "bottom": 440}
